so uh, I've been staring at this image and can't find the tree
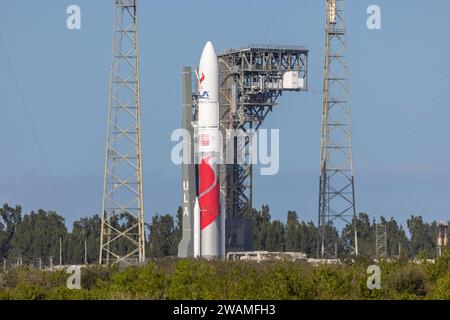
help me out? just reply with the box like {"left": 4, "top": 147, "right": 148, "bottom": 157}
{"left": 0, "top": 204, "right": 22, "bottom": 258}
{"left": 286, "top": 211, "right": 301, "bottom": 251}
{"left": 342, "top": 213, "right": 374, "bottom": 257}
{"left": 67, "top": 215, "right": 101, "bottom": 264}
{"left": 251, "top": 205, "right": 272, "bottom": 251}
{"left": 148, "top": 214, "right": 176, "bottom": 258}
{"left": 382, "top": 216, "right": 410, "bottom": 258}
{"left": 1, "top": 201, "right": 446, "bottom": 263}
{"left": 267, "top": 220, "right": 286, "bottom": 252}
{"left": 298, "top": 221, "right": 318, "bottom": 256}
{"left": 7, "top": 210, "right": 68, "bottom": 264}
{"left": 407, "top": 215, "right": 437, "bottom": 258}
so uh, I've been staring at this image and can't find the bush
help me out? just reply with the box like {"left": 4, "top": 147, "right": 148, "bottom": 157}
{"left": 311, "top": 265, "right": 356, "bottom": 300}
{"left": 12, "top": 283, "right": 47, "bottom": 300}
{"left": 109, "top": 262, "right": 169, "bottom": 299}
{"left": 427, "top": 273, "right": 450, "bottom": 300}
{"left": 385, "top": 265, "right": 429, "bottom": 298}
{"left": 0, "top": 259, "right": 446, "bottom": 300}
{"left": 81, "top": 265, "right": 114, "bottom": 289}
{"left": 167, "top": 259, "right": 223, "bottom": 300}
{"left": 423, "top": 251, "right": 450, "bottom": 282}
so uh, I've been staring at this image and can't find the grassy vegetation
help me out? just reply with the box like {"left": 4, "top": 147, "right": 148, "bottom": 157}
{"left": 0, "top": 252, "right": 449, "bottom": 300}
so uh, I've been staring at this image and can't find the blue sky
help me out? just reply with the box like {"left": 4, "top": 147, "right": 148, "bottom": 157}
{"left": 0, "top": 0, "right": 449, "bottom": 229}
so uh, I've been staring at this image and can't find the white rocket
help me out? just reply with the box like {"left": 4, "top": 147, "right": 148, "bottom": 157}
{"left": 196, "top": 41, "right": 221, "bottom": 258}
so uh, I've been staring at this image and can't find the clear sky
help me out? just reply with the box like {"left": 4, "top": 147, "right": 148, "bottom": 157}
{"left": 0, "top": 0, "right": 449, "bottom": 229}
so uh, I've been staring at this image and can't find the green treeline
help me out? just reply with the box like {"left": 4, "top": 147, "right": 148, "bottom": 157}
{"left": 0, "top": 255, "right": 450, "bottom": 300}
{"left": 0, "top": 203, "right": 448, "bottom": 266}
{"left": 0, "top": 204, "right": 101, "bottom": 266}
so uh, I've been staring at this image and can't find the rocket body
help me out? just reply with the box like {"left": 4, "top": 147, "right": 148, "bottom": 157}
{"left": 177, "top": 67, "right": 196, "bottom": 258}
{"left": 198, "top": 41, "right": 220, "bottom": 258}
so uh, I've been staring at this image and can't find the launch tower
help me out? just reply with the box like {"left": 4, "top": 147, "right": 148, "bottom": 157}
{"left": 218, "top": 45, "right": 309, "bottom": 229}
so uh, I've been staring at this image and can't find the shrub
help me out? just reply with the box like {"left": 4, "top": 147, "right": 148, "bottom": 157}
{"left": 427, "top": 273, "right": 450, "bottom": 300}
{"left": 167, "top": 259, "right": 223, "bottom": 300}
{"left": 0, "top": 259, "right": 445, "bottom": 300}
{"left": 385, "top": 265, "right": 429, "bottom": 298}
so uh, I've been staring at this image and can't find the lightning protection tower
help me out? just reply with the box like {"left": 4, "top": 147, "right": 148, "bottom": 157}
{"left": 318, "top": 0, "right": 358, "bottom": 259}
{"left": 100, "top": 0, "right": 145, "bottom": 265}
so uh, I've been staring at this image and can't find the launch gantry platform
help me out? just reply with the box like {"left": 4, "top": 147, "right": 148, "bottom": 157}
{"left": 218, "top": 45, "right": 308, "bottom": 251}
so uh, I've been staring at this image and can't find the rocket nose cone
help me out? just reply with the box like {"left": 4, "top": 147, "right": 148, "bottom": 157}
{"left": 198, "top": 41, "right": 219, "bottom": 102}
{"left": 201, "top": 41, "right": 217, "bottom": 59}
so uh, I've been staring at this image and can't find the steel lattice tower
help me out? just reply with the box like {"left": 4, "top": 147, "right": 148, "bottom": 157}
{"left": 375, "top": 223, "right": 387, "bottom": 258}
{"left": 318, "top": 0, "right": 358, "bottom": 259}
{"left": 100, "top": 0, "right": 145, "bottom": 264}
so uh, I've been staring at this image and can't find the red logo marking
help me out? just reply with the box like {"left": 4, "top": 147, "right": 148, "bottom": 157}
{"left": 200, "top": 134, "right": 209, "bottom": 146}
